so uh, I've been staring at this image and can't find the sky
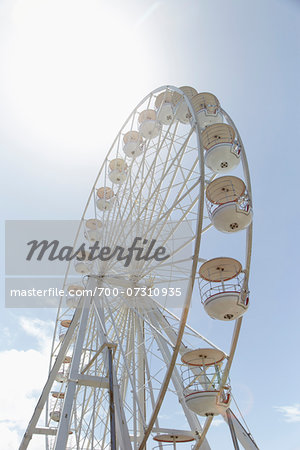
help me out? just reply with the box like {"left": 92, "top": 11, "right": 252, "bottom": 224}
{"left": 1, "top": 0, "right": 300, "bottom": 448}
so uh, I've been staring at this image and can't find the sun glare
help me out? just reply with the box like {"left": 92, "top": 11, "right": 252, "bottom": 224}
{"left": 5, "top": 0, "right": 148, "bottom": 150}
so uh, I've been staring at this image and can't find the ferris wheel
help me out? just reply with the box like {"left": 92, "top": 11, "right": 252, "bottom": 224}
{"left": 20, "top": 86, "right": 258, "bottom": 450}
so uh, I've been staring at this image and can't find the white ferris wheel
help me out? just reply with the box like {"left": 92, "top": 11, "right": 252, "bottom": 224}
{"left": 20, "top": 86, "right": 258, "bottom": 450}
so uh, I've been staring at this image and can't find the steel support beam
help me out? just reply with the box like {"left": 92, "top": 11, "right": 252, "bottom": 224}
{"left": 226, "top": 409, "right": 240, "bottom": 450}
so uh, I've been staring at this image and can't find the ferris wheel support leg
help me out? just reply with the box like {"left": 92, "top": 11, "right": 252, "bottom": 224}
{"left": 135, "top": 314, "right": 163, "bottom": 449}
{"left": 146, "top": 309, "right": 210, "bottom": 450}
{"left": 226, "top": 409, "right": 240, "bottom": 450}
{"left": 54, "top": 289, "right": 92, "bottom": 450}
{"left": 19, "top": 297, "right": 85, "bottom": 450}
{"left": 108, "top": 347, "right": 117, "bottom": 450}
{"left": 93, "top": 296, "right": 132, "bottom": 449}
{"left": 192, "top": 416, "right": 213, "bottom": 450}
{"left": 136, "top": 313, "right": 146, "bottom": 441}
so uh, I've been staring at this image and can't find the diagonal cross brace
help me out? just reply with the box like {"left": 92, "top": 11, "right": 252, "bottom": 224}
{"left": 19, "top": 296, "right": 84, "bottom": 450}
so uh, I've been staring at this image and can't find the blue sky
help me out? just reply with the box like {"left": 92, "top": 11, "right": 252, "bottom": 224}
{"left": 1, "top": 0, "right": 300, "bottom": 448}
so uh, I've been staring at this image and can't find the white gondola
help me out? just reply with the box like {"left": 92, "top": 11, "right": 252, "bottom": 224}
{"left": 66, "top": 296, "right": 80, "bottom": 308}
{"left": 49, "top": 410, "right": 61, "bottom": 422}
{"left": 66, "top": 284, "right": 83, "bottom": 309}
{"left": 74, "top": 250, "right": 92, "bottom": 275}
{"left": 138, "top": 109, "right": 161, "bottom": 139}
{"left": 96, "top": 187, "right": 114, "bottom": 211}
{"left": 63, "top": 356, "right": 72, "bottom": 364}
{"left": 155, "top": 91, "right": 174, "bottom": 125}
{"left": 206, "top": 175, "right": 253, "bottom": 233}
{"left": 85, "top": 218, "right": 102, "bottom": 230}
{"left": 108, "top": 158, "right": 128, "bottom": 185}
{"left": 60, "top": 319, "right": 71, "bottom": 328}
{"left": 85, "top": 218, "right": 102, "bottom": 242}
{"left": 85, "top": 228, "right": 102, "bottom": 242}
{"left": 55, "top": 353, "right": 70, "bottom": 383}
{"left": 181, "top": 348, "right": 231, "bottom": 416}
{"left": 108, "top": 170, "right": 126, "bottom": 185}
{"left": 59, "top": 332, "right": 66, "bottom": 342}
{"left": 66, "top": 284, "right": 84, "bottom": 295}
{"left": 173, "top": 86, "right": 197, "bottom": 123}
{"left": 51, "top": 391, "right": 65, "bottom": 399}
{"left": 55, "top": 372, "right": 68, "bottom": 383}
{"left": 199, "top": 257, "right": 249, "bottom": 320}
{"left": 123, "top": 131, "right": 143, "bottom": 158}
{"left": 191, "top": 92, "right": 223, "bottom": 129}
{"left": 96, "top": 198, "right": 113, "bottom": 211}
{"left": 201, "top": 123, "right": 240, "bottom": 173}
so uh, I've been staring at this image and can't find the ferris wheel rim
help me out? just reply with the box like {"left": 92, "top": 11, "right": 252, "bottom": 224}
{"left": 215, "top": 107, "right": 253, "bottom": 393}
{"left": 44, "top": 86, "right": 253, "bottom": 450}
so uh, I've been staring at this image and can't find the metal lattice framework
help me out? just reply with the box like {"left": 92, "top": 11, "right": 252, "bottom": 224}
{"left": 19, "top": 86, "right": 257, "bottom": 450}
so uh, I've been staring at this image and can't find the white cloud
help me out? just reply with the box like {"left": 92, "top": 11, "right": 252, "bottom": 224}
{"left": 0, "top": 420, "right": 46, "bottom": 450}
{"left": 211, "top": 417, "right": 225, "bottom": 427}
{"left": 275, "top": 404, "right": 300, "bottom": 423}
{"left": 0, "top": 422, "right": 20, "bottom": 449}
{"left": 19, "top": 316, "right": 54, "bottom": 352}
{"left": 0, "top": 316, "right": 54, "bottom": 447}
{"left": 0, "top": 326, "right": 16, "bottom": 347}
